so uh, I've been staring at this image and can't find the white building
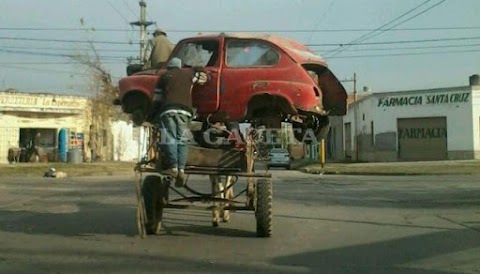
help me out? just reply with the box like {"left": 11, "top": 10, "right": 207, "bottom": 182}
{"left": 111, "top": 120, "right": 148, "bottom": 162}
{"left": 0, "top": 90, "right": 142, "bottom": 164}
{"left": 0, "top": 91, "right": 93, "bottom": 163}
{"left": 330, "top": 75, "right": 480, "bottom": 162}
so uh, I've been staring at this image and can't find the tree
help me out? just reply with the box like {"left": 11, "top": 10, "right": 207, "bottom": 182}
{"left": 71, "top": 21, "right": 129, "bottom": 161}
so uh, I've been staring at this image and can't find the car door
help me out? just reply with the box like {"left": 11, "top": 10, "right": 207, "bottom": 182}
{"left": 219, "top": 38, "right": 284, "bottom": 120}
{"left": 168, "top": 39, "right": 221, "bottom": 117}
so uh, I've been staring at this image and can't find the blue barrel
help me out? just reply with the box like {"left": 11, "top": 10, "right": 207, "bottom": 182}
{"left": 58, "top": 128, "right": 68, "bottom": 162}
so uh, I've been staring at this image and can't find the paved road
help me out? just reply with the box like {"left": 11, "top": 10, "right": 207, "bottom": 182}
{"left": 0, "top": 170, "right": 479, "bottom": 273}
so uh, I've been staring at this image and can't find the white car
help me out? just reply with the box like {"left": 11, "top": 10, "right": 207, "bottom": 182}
{"left": 267, "top": 148, "right": 291, "bottom": 170}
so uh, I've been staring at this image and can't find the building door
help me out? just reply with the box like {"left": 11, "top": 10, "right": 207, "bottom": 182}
{"left": 397, "top": 117, "right": 447, "bottom": 161}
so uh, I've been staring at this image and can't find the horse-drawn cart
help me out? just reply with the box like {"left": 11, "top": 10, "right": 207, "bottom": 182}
{"left": 133, "top": 128, "right": 273, "bottom": 238}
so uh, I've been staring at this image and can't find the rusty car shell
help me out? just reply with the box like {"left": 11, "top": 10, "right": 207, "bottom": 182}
{"left": 117, "top": 33, "right": 347, "bottom": 125}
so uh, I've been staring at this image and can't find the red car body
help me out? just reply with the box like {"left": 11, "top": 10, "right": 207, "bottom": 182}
{"left": 117, "top": 33, "right": 347, "bottom": 130}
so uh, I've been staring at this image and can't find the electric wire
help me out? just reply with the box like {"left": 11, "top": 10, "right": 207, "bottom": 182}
{"left": 325, "top": 0, "right": 447, "bottom": 57}
{"left": 0, "top": 48, "right": 129, "bottom": 59}
{"left": 307, "top": 0, "right": 336, "bottom": 43}
{"left": 326, "top": 48, "right": 480, "bottom": 59}
{"left": 122, "top": 0, "right": 138, "bottom": 18}
{"left": 0, "top": 36, "right": 135, "bottom": 45}
{"left": 3, "top": 35, "right": 480, "bottom": 47}
{"left": 0, "top": 45, "right": 137, "bottom": 53}
{"left": 106, "top": 0, "right": 131, "bottom": 25}
{"left": 306, "top": 36, "right": 480, "bottom": 47}
{"left": 1, "top": 27, "right": 479, "bottom": 32}
{"left": 355, "top": 0, "right": 447, "bottom": 45}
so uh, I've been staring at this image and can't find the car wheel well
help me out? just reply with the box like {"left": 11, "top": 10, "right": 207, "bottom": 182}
{"left": 122, "top": 91, "right": 150, "bottom": 113}
{"left": 245, "top": 94, "right": 296, "bottom": 120}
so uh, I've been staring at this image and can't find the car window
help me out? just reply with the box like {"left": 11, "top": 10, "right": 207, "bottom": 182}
{"left": 171, "top": 40, "right": 219, "bottom": 68}
{"left": 226, "top": 40, "right": 280, "bottom": 68}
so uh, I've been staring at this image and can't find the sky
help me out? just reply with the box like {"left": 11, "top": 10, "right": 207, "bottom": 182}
{"left": 0, "top": 0, "right": 479, "bottom": 95}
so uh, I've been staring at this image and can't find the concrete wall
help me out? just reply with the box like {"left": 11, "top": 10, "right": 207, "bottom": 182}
{"left": 470, "top": 85, "right": 480, "bottom": 158}
{"left": 329, "top": 116, "right": 344, "bottom": 161}
{"left": 111, "top": 121, "right": 147, "bottom": 162}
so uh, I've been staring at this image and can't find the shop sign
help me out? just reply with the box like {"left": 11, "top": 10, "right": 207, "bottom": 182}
{"left": 0, "top": 94, "right": 82, "bottom": 109}
{"left": 398, "top": 127, "right": 447, "bottom": 139}
{"left": 377, "top": 92, "right": 470, "bottom": 108}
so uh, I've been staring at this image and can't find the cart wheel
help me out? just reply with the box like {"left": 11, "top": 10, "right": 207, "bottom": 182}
{"left": 142, "top": 175, "right": 169, "bottom": 235}
{"left": 255, "top": 179, "right": 272, "bottom": 237}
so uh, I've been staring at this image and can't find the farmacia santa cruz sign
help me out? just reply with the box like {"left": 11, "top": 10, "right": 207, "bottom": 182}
{"left": 377, "top": 92, "right": 470, "bottom": 108}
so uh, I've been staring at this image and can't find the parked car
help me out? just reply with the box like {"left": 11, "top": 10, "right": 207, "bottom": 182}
{"left": 115, "top": 33, "right": 347, "bottom": 142}
{"left": 267, "top": 148, "right": 291, "bottom": 170}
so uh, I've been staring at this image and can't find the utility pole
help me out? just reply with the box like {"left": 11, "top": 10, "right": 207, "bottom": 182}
{"left": 340, "top": 73, "right": 357, "bottom": 101}
{"left": 353, "top": 73, "right": 359, "bottom": 162}
{"left": 340, "top": 73, "right": 359, "bottom": 161}
{"left": 130, "top": 0, "right": 155, "bottom": 64}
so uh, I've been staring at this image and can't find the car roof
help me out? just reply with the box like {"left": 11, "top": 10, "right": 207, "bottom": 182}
{"left": 182, "top": 33, "right": 327, "bottom": 66}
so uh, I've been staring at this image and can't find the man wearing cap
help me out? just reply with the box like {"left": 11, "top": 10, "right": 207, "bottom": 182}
{"left": 147, "top": 28, "right": 174, "bottom": 69}
{"left": 151, "top": 57, "right": 208, "bottom": 187}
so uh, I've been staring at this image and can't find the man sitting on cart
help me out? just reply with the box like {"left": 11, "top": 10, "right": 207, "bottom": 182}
{"left": 151, "top": 57, "right": 208, "bottom": 187}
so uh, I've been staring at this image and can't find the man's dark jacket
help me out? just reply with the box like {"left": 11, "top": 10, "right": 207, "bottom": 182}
{"left": 153, "top": 67, "right": 195, "bottom": 116}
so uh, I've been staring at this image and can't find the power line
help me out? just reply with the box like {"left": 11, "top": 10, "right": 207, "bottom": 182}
{"left": 0, "top": 62, "right": 82, "bottom": 65}
{"left": 0, "top": 27, "right": 137, "bottom": 32}
{"left": 0, "top": 61, "right": 122, "bottom": 65}
{"left": 351, "top": 0, "right": 447, "bottom": 48}
{"left": 306, "top": 36, "right": 480, "bottom": 47}
{"left": 327, "top": 48, "right": 480, "bottom": 59}
{"left": 325, "top": 0, "right": 433, "bottom": 56}
{"left": 4, "top": 34, "right": 480, "bottom": 48}
{"left": 0, "top": 45, "right": 137, "bottom": 53}
{"left": 0, "top": 64, "right": 91, "bottom": 76}
{"left": 106, "top": 0, "right": 131, "bottom": 25}
{"left": 325, "top": 0, "right": 443, "bottom": 57}
{"left": 122, "top": 0, "right": 138, "bottom": 18}
{"left": 1, "top": 26, "right": 480, "bottom": 32}
{"left": 0, "top": 48, "right": 129, "bottom": 59}
{"left": 0, "top": 36, "right": 135, "bottom": 45}
{"left": 307, "top": 0, "right": 336, "bottom": 43}
{"left": 319, "top": 43, "right": 480, "bottom": 52}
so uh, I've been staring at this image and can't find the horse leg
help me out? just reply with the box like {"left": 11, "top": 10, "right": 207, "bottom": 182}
{"left": 210, "top": 175, "right": 220, "bottom": 227}
{"left": 221, "top": 176, "right": 234, "bottom": 222}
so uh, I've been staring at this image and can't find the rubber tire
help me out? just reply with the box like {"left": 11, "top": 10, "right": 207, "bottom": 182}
{"left": 142, "top": 175, "right": 168, "bottom": 235}
{"left": 255, "top": 179, "right": 273, "bottom": 237}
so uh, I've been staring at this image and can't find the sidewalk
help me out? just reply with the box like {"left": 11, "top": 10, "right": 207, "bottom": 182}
{"left": 300, "top": 159, "right": 480, "bottom": 175}
{"left": 3, "top": 159, "right": 480, "bottom": 177}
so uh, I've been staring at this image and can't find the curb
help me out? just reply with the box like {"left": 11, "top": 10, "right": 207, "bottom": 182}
{"left": 300, "top": 169, "right": 473, "bottom": 176}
